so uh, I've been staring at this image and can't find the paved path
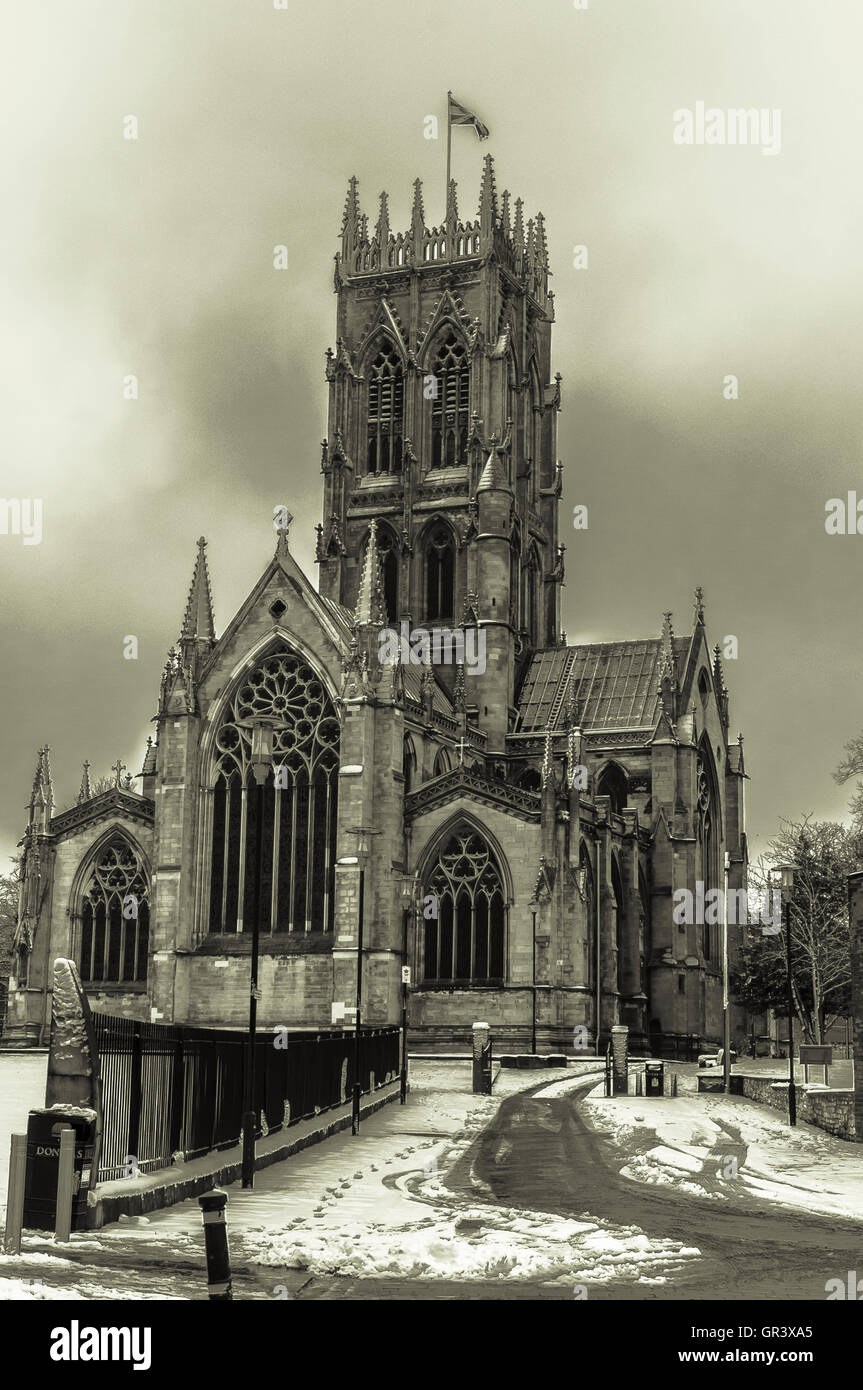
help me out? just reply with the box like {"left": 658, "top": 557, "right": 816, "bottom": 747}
{"left": 457, "top": 1076, "right": 863, "bottom": 1300}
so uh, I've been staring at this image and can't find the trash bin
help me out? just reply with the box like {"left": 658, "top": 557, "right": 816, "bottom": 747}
{"left": 644, "top": 1062, "right": 665, "bottom": 1098}
{"left": 22, "top": 1109, "right": 96, "bottom": 1233}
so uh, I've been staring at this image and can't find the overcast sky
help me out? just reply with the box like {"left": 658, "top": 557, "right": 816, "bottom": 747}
{"left": 1, "top": 0, "right": 862, "bottom": 870}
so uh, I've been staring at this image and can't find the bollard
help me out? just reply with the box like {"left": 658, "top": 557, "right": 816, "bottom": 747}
{"left": 54, "top": 1127, "right": 76, "bottom": 1243}
{"left": 4, "top": 1134, "right": 26, "bottom": 1254}
{"left": 611, "top": 1024, "right": 629, "bottom": 1095}
{"left": 472, "top": 1022, "right": 490, "bottom": 1094}
{"left": 198, "top": 1189, "right": 233, "bottom": 1300}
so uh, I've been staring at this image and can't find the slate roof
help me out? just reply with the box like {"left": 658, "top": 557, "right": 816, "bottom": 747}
{"left": 517, "top": 637, "right": 691, "bottom": 732}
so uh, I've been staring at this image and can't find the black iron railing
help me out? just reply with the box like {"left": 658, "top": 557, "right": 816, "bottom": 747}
{"left": 91, "top": 1013, "right": 400, "bottom": 1182}
{"left": 647, "top": 1031, "right": 701, "bottom": 1063}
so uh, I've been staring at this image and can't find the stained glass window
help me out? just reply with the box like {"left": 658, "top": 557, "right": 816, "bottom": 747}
{"left": 208, "top": 649, "right": 340, "bottom": 934}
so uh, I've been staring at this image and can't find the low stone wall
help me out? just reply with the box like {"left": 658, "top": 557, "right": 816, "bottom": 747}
{"left": 729, "top": 1073, "right": 855, "bottom": 1141}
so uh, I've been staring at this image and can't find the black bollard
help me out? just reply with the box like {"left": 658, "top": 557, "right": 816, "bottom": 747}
{"left": 198, "top": 1189, "right": 233, "bottom": 1300}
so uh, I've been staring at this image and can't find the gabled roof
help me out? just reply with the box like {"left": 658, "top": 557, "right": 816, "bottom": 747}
{"left": 517, "top": 637, "right": 690, "bottom": 732}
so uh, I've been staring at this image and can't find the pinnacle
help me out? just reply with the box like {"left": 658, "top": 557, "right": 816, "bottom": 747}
{"left": 180, "top": 536, "right": 215, "bottom": 643}
{"left": 354, "top": 519, "right": 387, "bottom": 627}
{"left": 411, "top": 178, "right": 426, "bottom": 233}
{"left": 477, "top": 447, "right": 509, "bottom": 492}
{"left": 478, "top": 152, "right": 498, "bottom": 226}
{"left": 77, "top": 759, "right": 92, "bottom": 805}
{"left": 342, "top": 175, "right": 360, "bottom": 234}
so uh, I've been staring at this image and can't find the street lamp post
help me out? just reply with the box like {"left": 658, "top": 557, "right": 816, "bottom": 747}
{"left": 397, "top": 872, "right": 416, "bottom": 1100}
{"left": 776, "top": 862, "right": 799, "bottom": 1127}
{"left": 351, "top": 827, "right": 372, "bottom": 1136}
{"left": 531, "top": 909, "right": 537, "bottom": 1055}
{"left": 722, "top": 851, "right": 731, "bottom": 1094}
{"left": 239, "top": 715, "right": 280, "bottom": 1189}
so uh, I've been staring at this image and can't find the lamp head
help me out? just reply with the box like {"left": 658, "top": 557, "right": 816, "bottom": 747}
{"left": 774, "top": 861, "right": 799, "bottom": 892}
{"left": 239, "top": 715, "right": 282, "bottom": 786}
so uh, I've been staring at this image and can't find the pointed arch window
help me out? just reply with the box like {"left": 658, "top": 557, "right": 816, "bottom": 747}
{"left": 79, "top": 838, "right": 149, "bottom": 985}
{"left": 433, "top": 746, "right": 452, "bottom": 778}
{"left": 597, "top": 764, "right": 628, "bottom": 816}
{"left": 367, "top": 344, "right": 403, "bottom": 476}
{"left": 208, "top": 650, "right": 340, "bottom": 935}
{"left": 430, "top": 332, "right": 469, "bottom": 468}
{"left": 423, "top": 829, "right": 506, "bottom": 984}
{"left": 426, "top": 526, "right": 454, "bottom": 621}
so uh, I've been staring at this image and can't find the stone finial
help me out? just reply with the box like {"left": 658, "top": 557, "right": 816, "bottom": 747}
{"left": 274, "top": 509, "right": 294, "bottom": 563}
{"left": 354, "top": 519, "right": 387, "bottom": 627}
{"left": 76, "top": 760, "right": 92, "bottom": 805}
{"left": 180, "top": 536, "right": 215, "bottom": 643}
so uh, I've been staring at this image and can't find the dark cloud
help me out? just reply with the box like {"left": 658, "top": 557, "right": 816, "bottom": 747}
{"left": 2, "top": 0, "right": 862, "bottom": 858}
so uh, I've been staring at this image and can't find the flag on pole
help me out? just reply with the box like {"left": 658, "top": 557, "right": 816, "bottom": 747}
{"left": 448, "top": 94, "right": 490, "bottom": 140}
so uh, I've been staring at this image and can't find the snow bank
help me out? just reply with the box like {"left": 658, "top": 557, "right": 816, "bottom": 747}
{"left": 240, "top": 1204, "right": 702, "bottom": 1284}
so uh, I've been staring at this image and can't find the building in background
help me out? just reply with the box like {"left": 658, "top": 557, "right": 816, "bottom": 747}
{"left": 4, "top": 156, "right": 749, "bottom": 1055}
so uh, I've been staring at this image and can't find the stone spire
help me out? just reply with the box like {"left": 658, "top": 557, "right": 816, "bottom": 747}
{"left": 658, "top": 612, "right": 676, "bottom": 680}
{"left": 354, "top": 519, "right": 387, "bottom": 627}
{"left": 657, "top": 611, "right": 678, "bottom": 723}
{"left": 76, "top": 760, "right": 92, "bottom": 805}
{"left": 29, "top": 746, "right": 54, "bottom": 830}
{"left": 694, "top": 585, "right": 705, "bottom": 626}
{"left": 375, "top": 191, "right": 390, "bottom": 250}
{"left": 500, "top": 189, "right": 511, "bottom": 239}
{"left": 713, "top": 643, "right": 729, "bottom": 725}
{"left": 410, "top": 177, "right": 426, "bottom": 258}
{"left": 534, "top": 212, "right": 548, "bottom": 268}
{"left": 513, "top": 197, "right": 525, "bottom": 273}
{"left": 566, "top": 674, "right": 581, "bottom": 790}
{"left": 141, "top": 736, "right": 157, "bottom": 777}
{"left": 341, "top": 174, "right": 361, "bottom": 255}
{"left": 477, "top": 445, "right": 508, "bottom": 492}
{"left": 180, "top": 537, "right": 215, "bottom": 643}
{"left": 478, "top": 153, "right": 498, "bottom": 238}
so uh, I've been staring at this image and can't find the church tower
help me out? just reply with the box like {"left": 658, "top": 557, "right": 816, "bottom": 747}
{"left": 317, "top": 156, "right": 563, "bottom": 735}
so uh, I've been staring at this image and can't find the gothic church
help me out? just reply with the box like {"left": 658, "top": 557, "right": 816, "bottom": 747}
{"left": 6, "top": 156, "right": 749, "bottom": 1054}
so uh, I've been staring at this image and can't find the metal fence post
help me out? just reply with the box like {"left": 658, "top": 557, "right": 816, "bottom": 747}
{"left": 55, "top": 1127, "right": 76, "bottom": 1243}
{"left": 127, "top": 1020, "right": 142, "bottom": 1167}
{"left": 4, "top": 1134, "right": 26, "bottom": 1254}
{"left": 169, "top": 1034, "right": 185, "bottom": 1157}
{"left": 198, "top": 1189, "right": 232, "bottom": 1300}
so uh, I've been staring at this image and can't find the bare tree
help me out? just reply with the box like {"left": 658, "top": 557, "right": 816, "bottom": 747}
{"left": 732, "top": 817, "right": 854, "bottom": 1044}
{"left": 0, "top": 859, "right": 20, "bottom": 1035}
{"left": 834, "top": 736, "right": 863, "bottom": 841}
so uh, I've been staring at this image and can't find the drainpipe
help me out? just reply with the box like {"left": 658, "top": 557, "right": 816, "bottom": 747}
{"left": 595, "top": 836, "right": 602, "bottom": 1055}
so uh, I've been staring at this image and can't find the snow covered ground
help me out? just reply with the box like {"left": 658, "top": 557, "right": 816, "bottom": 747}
{"left": 582, "top": 1081, "right": 863, "bottom": 1221}
{"left": 0, "top": 1053, "right": 48, "bottom": 1223}
{"left": 0, "top": 1063, "right": 703, "bottom": 1297}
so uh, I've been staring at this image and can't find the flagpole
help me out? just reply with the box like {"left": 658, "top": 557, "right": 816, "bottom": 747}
{"left": 445, "top": 90, "right": 452, "bottom": 254}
